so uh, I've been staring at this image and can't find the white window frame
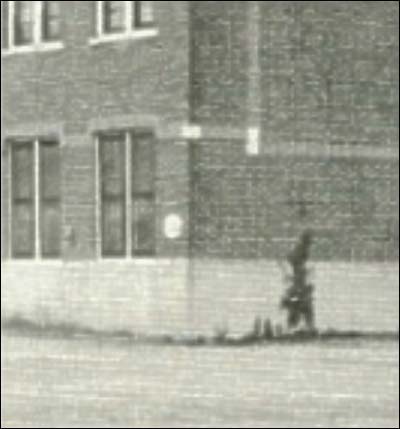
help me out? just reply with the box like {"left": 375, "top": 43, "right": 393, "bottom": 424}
{"left": 2, "top": 1, "right": 63, "bottom": 56}
{"left": 90, "top": 1, "right": 158, "bottom": 46}
{"left": 8, "top": 138, "right": 61, "bottom": 260}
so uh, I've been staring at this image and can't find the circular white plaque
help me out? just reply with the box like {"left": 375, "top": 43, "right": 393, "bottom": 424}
{"left": 164, "top": 214, "right": 183, "bottom": 239}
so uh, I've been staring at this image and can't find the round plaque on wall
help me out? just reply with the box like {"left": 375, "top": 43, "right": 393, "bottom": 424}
{"left": 164, "top": 214, "right": 183, "bottom": 239}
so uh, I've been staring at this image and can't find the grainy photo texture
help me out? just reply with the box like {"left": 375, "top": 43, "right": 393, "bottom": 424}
{"left": 1, "top": 1, "right": 399, "bottom": 428}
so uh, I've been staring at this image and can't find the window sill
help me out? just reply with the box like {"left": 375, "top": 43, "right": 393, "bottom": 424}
{"left": 2, "top": 258, "right": 175, "bottom": 268}
{"left": 2, "top": 259, "right": 63, "bottom": 266}
{"left": 2, "top": 41, "right": 64, "bottom": 57}
{"left": 89, "top": 28, "right": 159, "bottom": 46}
{"left": 96, "top": 258, "right": 160, "bottom": 265}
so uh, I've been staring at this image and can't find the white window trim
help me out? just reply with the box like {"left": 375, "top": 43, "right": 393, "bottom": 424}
{"left": 89, "top": 1, "right": 158, "bottom": 46}
{"left": 2, "top": 1, "right": 64, "bottom": 56}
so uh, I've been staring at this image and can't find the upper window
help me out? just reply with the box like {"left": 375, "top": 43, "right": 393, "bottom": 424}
{"left": 94, "top": 1, "right": 156, "bottom": 41}
{"left": 2, "top": 1, "right": 63, "bottom": 53}
{"left": 13, "top": 0, "right": 34, "bottom": 46}
{"left": 103, "top": 1, "right": 125, "bottom": 34}
{"left": 133, "top": 1, "right": 155, "bottom": 28}
{"left": 42, "top": 0, "right": 62, "bottom": 41}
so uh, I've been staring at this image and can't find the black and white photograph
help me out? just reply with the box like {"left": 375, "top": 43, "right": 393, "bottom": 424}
{"left": 1, "top": 1, "right": 399, "bottom": 427}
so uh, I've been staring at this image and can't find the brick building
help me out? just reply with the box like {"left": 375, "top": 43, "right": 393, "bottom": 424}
{"left": 1, "top": 1, "right": 399, "bottom": 335}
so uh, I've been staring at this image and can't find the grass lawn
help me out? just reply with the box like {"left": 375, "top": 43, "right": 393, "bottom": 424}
{"left": 1, "top": 334, "right": 398, "bottom": 428}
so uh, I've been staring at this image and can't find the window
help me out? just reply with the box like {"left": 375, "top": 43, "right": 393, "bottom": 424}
{"left": 2, "top": 1, "right": 62, "bottom": 53}
{"left": 98, "top": 131, "right": 156, "bottom": 258}
{"left": 10, "top": 139, "right": 61, "bottom": 259}
{"left": 103, "top": 1, "right": 125, "bottom": 34}
{"left": 131, "top": 132, "right": 156, "bottom": 255}
{"left": 134, "top": 1, "right": 155, "bottom": 28}
{"left": 39, "top": 140, "right": 61, "bottom": 257}
{"left": 99, "top": 133, "right": 126, "bottom": 257}
{"left": 94, "top": 1, "right": 156, "bottom": 41}
{"left": 11, "top": 142, "right": 35, "bottom": 258}
{"left": 42, "top": 1, "right": 61, "bottom": 41}
{"left": 13, "top": 0, "right": 34, "bottom": 46}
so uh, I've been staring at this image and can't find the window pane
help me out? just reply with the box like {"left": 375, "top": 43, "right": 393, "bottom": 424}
{"left": 102, "top": 200, "right": 126, "bottom": 256}
{"left": 132, "top": 198, "right": 155, "bottom": 255}
{"left": 12, "top": 203, "right": 35, "bottom": 257}
{"left": 100, "top": 135, "right": 126, "bottom": 257}
{"left": 103, "top": 1, "right": 125, "bottom": 33}
{"left": 40, "top": 141, "right": 61, "bottom": 200}
{"left": 134, "top": 1, "right": 154, "bottom": 27}
{"left": 11, "top": 142, "right": 35, "bottom": 258}
{"left": 12, "top": 142, "right": 34, "bottom": 200}
{"left": 100, "top": 134, "right": 125, "bottom": 197}
{"left": 41, "top": 203, "right": 61, "bottom": 257}
{"left": 42, "top": 1, "right": 61, "bottom": 41}
{"left": 40, "top": 141, "right": 61, "bottom": 258}
{"left": 1, "top": 1, "right": 9, "bottom": 49}
{"left": 131, "top": 132, "right": 155, "bottom": 195}
{"left": 14, "top": 1, "right": 34, "bottom": 45}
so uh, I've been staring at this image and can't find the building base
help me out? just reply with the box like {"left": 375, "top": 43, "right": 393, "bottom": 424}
{"left": 2, "top": 259, "right": 399, "bottom": 336}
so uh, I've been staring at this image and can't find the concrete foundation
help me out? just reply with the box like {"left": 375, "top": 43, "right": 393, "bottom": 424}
{"left": 2, "top": 259, "right": 398, "bottom": 336}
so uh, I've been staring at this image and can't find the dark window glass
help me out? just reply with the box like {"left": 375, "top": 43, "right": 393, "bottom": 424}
{"left": 103, "top": 1, "right": 125, "bottom": 34}
{"left": 11, "top": 142, "right": 35, "bottom": 258}
{"left": 14, "top": 1, "right": 34, "bottom": 46}
{"left": 40, "top": 141, "right": 61, "bottom": 258}
{"left": 100, "top": 134, "right": 126, "bottom": 257}
{"left": 131, "top": 132, "right": 155, "bottom": 255}
{"left": 131, "top": 132, "right": 155, "bottom": 194}
{"left": 133, "top": 1, "right": 154, "bottom": 28}
{"left": 132, "top": 198, "right": 155, "bottom": 255}
{"left": 42, "top": 1, "right": 61, "bottom": 41}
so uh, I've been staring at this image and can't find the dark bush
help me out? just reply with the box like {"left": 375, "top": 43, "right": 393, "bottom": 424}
{"left": 280, "top": 230, "right": 316, "bottom": 332}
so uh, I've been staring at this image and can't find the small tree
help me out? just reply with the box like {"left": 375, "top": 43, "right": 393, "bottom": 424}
{"left": 280, "top": 230, "right": 316, "bottom": 332}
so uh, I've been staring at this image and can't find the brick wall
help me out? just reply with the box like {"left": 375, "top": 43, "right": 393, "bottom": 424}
{"left": 1, "top": 134, "right": 191, "bottom": 260}
{"left": 1, "top": 1, "right": 399, "bottom": 334}
{"left": 260, "top": 1, "right": 399, "bottom": 149}
{"left": 191, "top": 140, "right": 399, "bottom": 262}
{"left": 189, "top": 1, "right": 399, "bottom": 262}
{"left": 189, "top": 259, "right": 399, "bottom": 335}
{"left": 2, "top": 259, "right": 190, "bottom": 334}
{"left": 2, "top": 1, "right": 191, "bottom": 129}
{"left": 189, "top": 1, "right": 249, "bottom": 125}
{"left": 1, "top": 1, "right": 192, "bottom": 260}
{"left": 3, "top": 258, "right": 398, "bottom": 335}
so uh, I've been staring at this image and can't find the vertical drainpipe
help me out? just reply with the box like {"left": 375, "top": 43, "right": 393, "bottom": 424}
{"left": 246, "top": 0, "right": 262, "bottom": 156}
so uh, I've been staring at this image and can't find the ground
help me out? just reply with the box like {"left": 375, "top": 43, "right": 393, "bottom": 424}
{"left": 1, "top": 334, "right": 399, "bottom": 428}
